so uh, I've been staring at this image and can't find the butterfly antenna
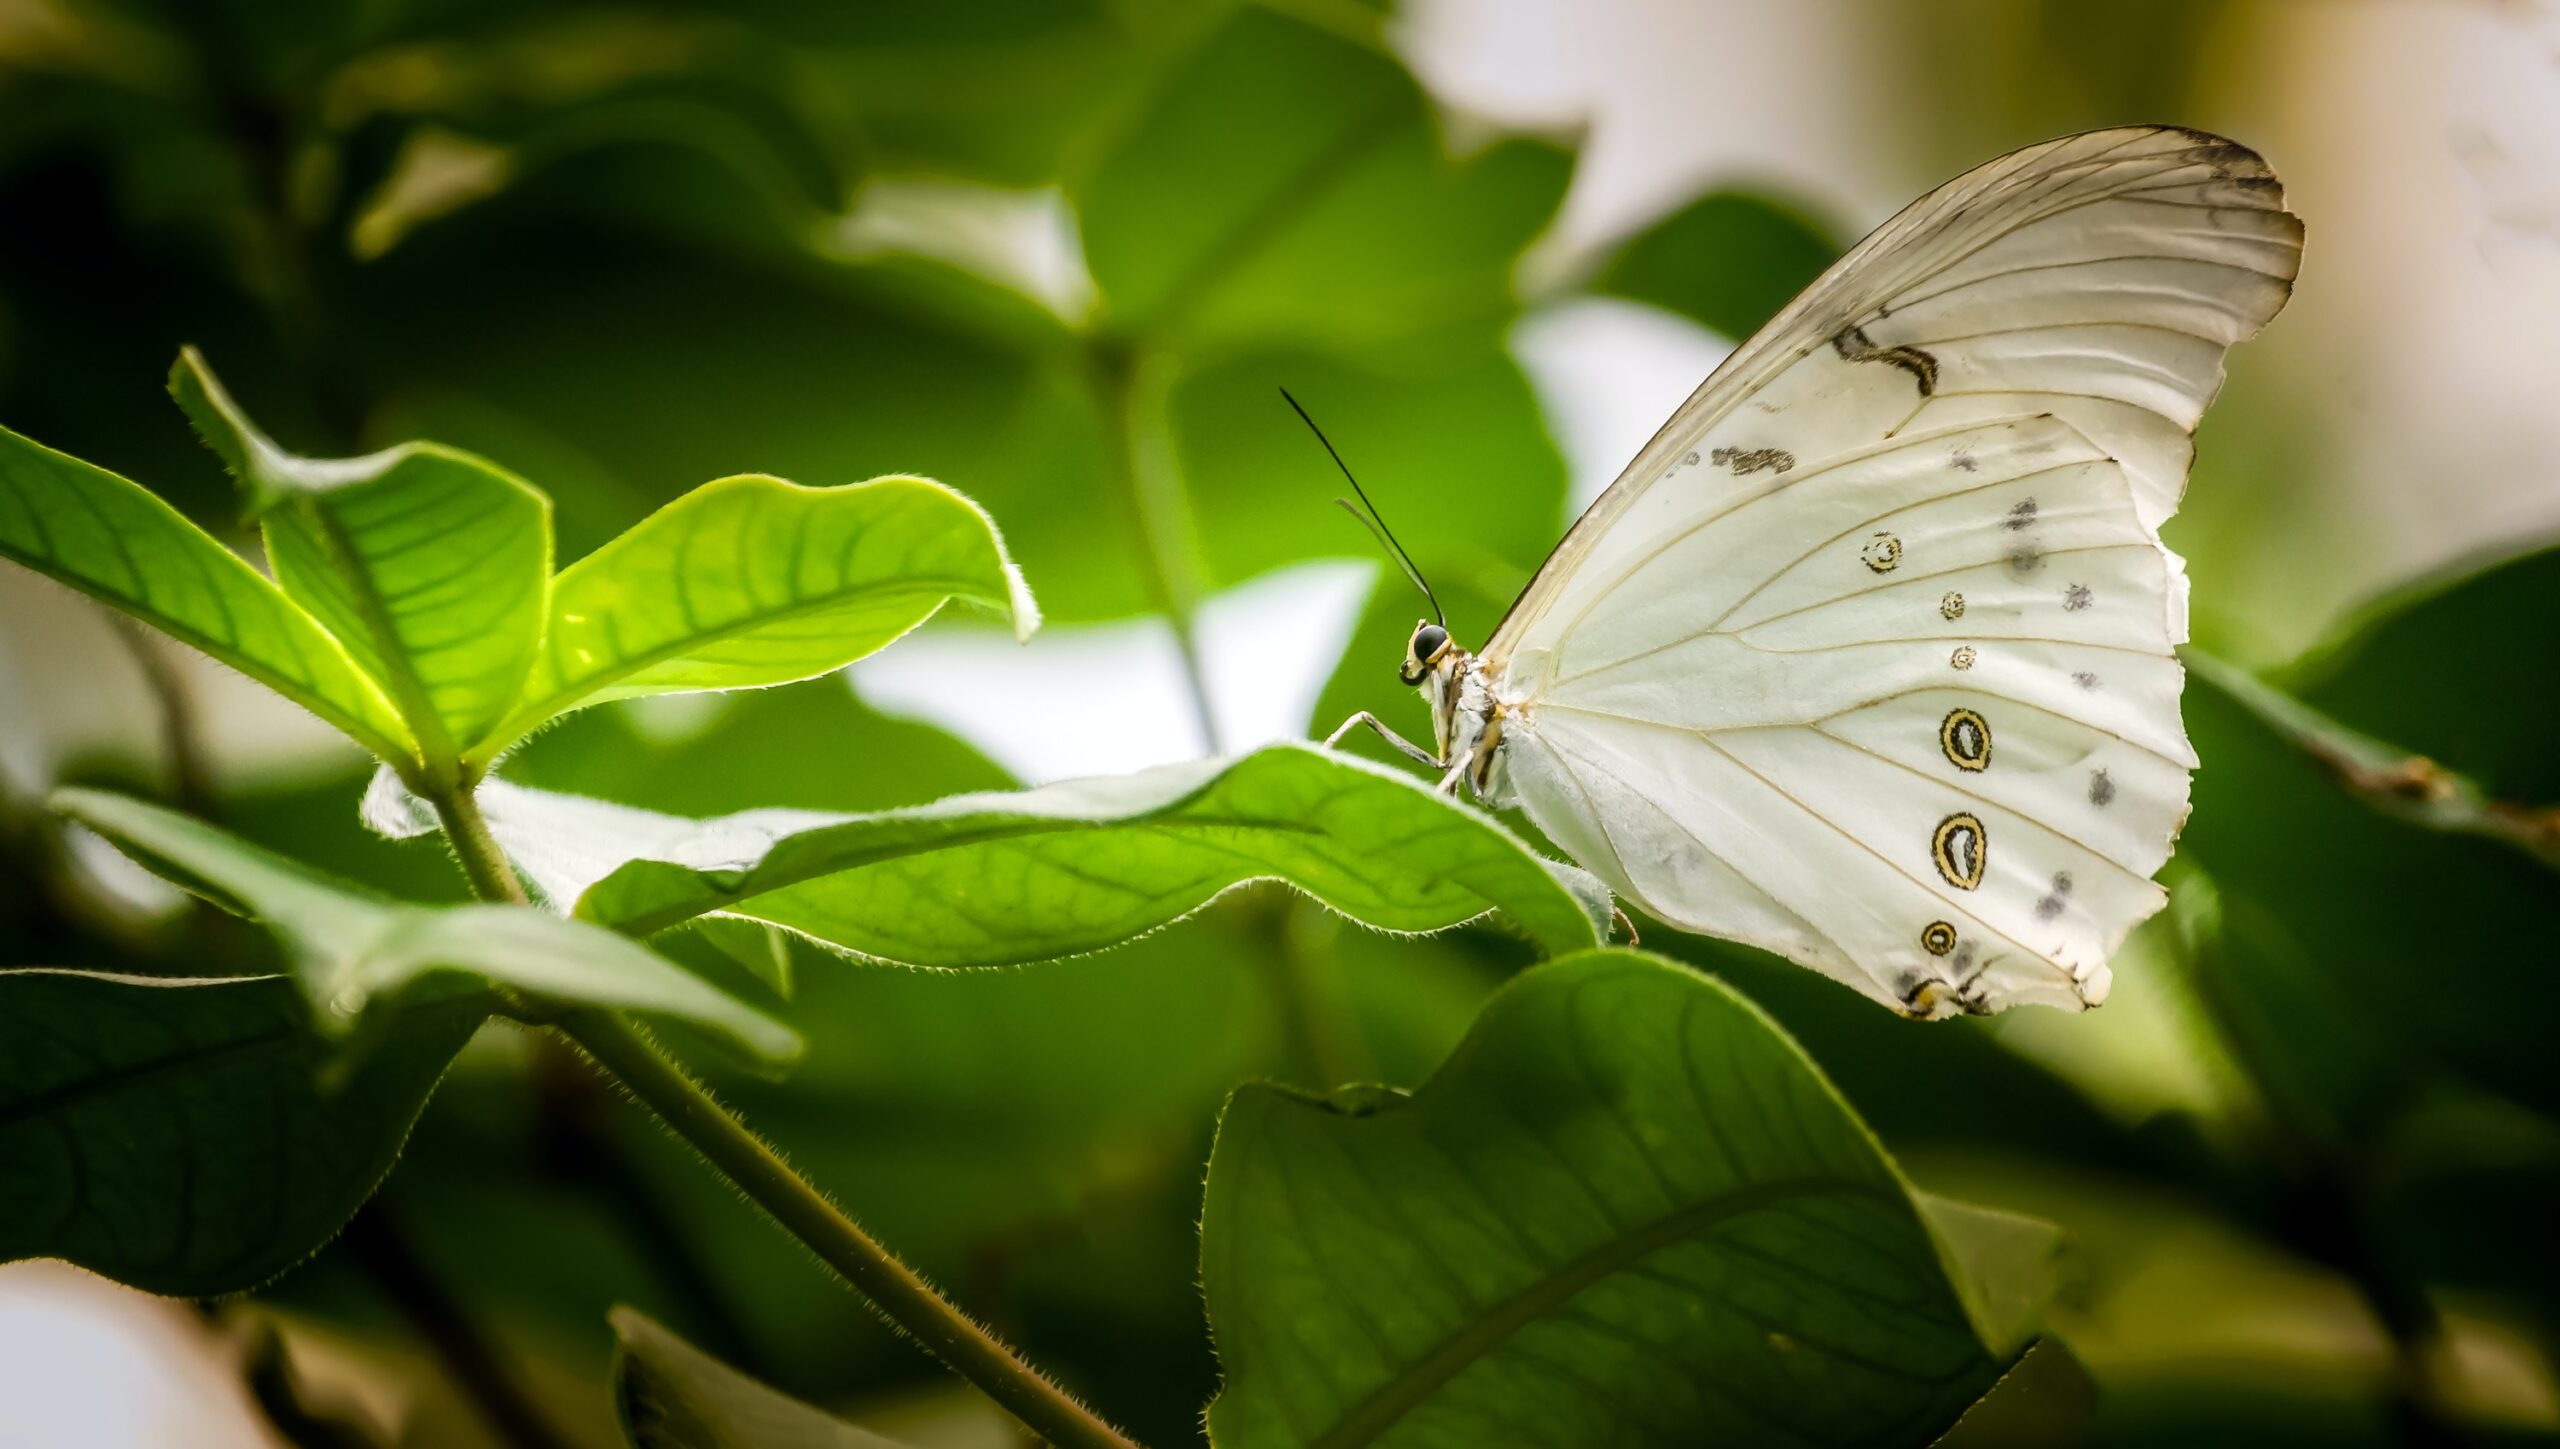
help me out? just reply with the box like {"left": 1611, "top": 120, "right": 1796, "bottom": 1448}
{"left": 1280, "top": 387, "right": 1444, "bottom": 627}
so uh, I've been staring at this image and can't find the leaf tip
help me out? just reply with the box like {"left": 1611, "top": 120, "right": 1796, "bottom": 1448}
{"left": 1002, "top": 560, "right": 1041, "bottom": 642}
{"left": 164, "top": 346, "right": 270, "bottom": 500}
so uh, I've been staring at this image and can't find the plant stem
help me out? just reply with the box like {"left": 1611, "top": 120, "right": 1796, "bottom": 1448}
{"left": 425, "top": 782, "right": 1138, "bottom": 1448}
{"left": 563, "top": 1010, "right": 1141, "bottom": 1449}
{"left": 425, "top": 783, "right": 530, "bottom": 906}
{"left": 1090, "top": 341, "right": 1221, "bottom": 754}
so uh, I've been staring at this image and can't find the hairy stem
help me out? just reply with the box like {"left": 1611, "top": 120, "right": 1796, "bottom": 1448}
{"left": 427, "top": 784, "right": 1137, "bottom": 1448}
{"left": 425, "top": 783, "right": 530, "bottom": 906}
{"left": 563, "top": 1011, "right": 1141, "bottom": 1449}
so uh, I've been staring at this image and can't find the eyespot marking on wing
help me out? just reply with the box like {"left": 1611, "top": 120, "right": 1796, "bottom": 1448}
{"left": 2063, "top": 582, "right": 2094, "bottom": 612}
{"left": 1950, "top": 645, "right": 1977, "bottom": 670}
{"left": 1933, "top": 812, "right": 1987, "bottom": 890}
{"left": 2007, "top": 541, "right": 2044, "bottom": 575}
{"left": 1940, "top": 708, "right": 1992, "bottom": 771}
{"left": 2072, "top": 670, "right": 2100, "bottom": 689}
{"left": 2089, "top": 769, "right": 2116, "bottom": 806}
{"left": 1832, "top": 323, "right": 1939, "bottom": 396}
{"left": 1939, "top": 591, "right": 1965, "bottom": 620}
{"left": 2034, "top": 871, "right": 2075, "bottom": 922}
{"left": 2004, "top": 499, "right": 2037, "bottom": 531}
{"left": 1921, "top": 921, "right": 1958, "bottom": 956}
{"left": 1711, "top": 446, "right": 1797, "bottom": 476}
{"left": 1951, "top": 448, "right": 1978, "bottom": 473}
{"left": 1861, "top": 533, "right": 1903, "bottom": 573}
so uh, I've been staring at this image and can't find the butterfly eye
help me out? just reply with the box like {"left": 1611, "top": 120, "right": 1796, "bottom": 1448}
{"left": 1400, "top": 623, "right": 1450, "bottom": 685}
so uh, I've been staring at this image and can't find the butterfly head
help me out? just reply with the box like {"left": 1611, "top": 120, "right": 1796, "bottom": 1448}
{"left": 1400, "top": 620, "right": 1456, "bottom": 687}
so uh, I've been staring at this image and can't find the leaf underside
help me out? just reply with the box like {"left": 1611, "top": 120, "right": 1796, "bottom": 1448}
{"left": 1201, "top": 951, "right": 2053, "bottom": 1449}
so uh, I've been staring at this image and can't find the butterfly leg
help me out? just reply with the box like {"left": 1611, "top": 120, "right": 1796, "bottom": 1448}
{"left": 1323, "top": 712, "right": 1443, "bottom": 769}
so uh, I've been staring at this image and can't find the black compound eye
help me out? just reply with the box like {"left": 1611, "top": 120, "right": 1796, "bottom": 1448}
{"left": 1412, "top": 624, "right": 1449, "bottom": 662}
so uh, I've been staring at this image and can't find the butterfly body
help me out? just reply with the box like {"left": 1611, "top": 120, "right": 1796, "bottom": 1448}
{"left": 1330, "top": 126, "right": 2301, "bottom": 1019}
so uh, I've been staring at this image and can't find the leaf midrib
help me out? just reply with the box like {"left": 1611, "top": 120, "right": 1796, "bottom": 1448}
{"left": 485, "top": 576, "right": 989, "bottom": 759}
{"left": 300, "top": 501, "right": 464, "bottom": 771}
{"left": 604, "top": 811, "right": 1347, "bottom": 937}
{"left": 0, "top": 993, "right": 491, "bottom": 1132}
{"left": 1309, "top": 1175, "right": 1895, "bottom": 1449}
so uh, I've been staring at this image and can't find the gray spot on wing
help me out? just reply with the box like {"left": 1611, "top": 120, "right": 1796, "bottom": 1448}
{"left": 1710, "top": 446, "right": 1796, "bottom": 476}
{"left": 2089, "top": 769, "right": 2116, "bottom": 807}
{"left": 2034, "top": 871, "right": 2075, "bottom": 922}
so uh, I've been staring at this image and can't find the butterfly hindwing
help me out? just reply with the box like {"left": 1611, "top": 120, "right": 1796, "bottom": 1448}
{"left": 1486, "top": 126, "right": 2299, "bottom": 1014}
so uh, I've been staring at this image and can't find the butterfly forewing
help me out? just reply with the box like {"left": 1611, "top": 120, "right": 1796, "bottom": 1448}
{"left": 1487, "top": 126, "right": 2299, "bottom": 1015}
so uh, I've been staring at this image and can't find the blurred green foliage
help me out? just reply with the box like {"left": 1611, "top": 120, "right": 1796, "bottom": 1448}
{"left": 3, "top": 2, "right": 2558, "bottom": 1447}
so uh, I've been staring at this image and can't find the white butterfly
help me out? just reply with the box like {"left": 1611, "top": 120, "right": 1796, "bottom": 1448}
{"left": 1325, "top": 126, "right": 2302, "bottom": 1018}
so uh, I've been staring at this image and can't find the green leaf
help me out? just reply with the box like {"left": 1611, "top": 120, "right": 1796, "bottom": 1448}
{"left": 2279, "top": 536, "right": 2560, "bottom": 805}
{"left": 52, "top": 787, "right": 798, "bottom": 1066}
{"left": 1076, "top": 7, "right": 1573, "bottom": 349}
{"left": 172, "top": 348, "right": 552, "bottom": 772}
{"left": 1200, "top": 950, "right": 2053, "bottom": 1448}
{"left": 1593, "top": 190, "right": 1842, "bottom": 340}
{"left": 610, "top": 1306, "right": 916, "bottom": 1449}
{"left": 481, "top": 472, "right": 1037, "bottom": 759}
{"left": 2185, "top": 649, "right": 2559, "bottom": 874}
{"left": 0, "top": 969, "right": 478, "bottom": 1297}
{"left": 0, "top": 419, "right": 413, "bottom": 762}
{"left": 373, "top": 745, "right": 1609, "bottom": 962}
{"left": 2179, "top": 663, "right": 2552, "bottom": 1121}
{"left": 1932, "top": 1339, "right": 2098, "bottom": 1448}
{"left": 1174, "top": 347, "right": 1565, "bottom": 610}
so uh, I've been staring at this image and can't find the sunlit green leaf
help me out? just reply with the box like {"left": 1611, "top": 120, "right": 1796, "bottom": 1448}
{"left": 0, "top": 419, "right": 412, "bottom": 762}
{"left": 369, "top": 745, "right": 1609, "bottom": 961}
{"left": 610, "top": 1306, "right": 916, "bottom": 1449}
{"left": 172, "top": 347, "right": 552, "bottom": 773}
{"left": 1201, "top": 950, "right": 2053, "bottom": 1447}
{"left": 482, "top": 473, "right": 1036, "bottom": 760}
{"left": 1077, "top": 6, "right": 1573, "bottom": 349}
{"left": 1593, "top": 190, "right": 1841, "bottom": 340}
{"left": 0, "top": 969, "right": 479, "bottom": 1296}
{"left": 53, "top": 787, "right": 798, "bottom": 1065}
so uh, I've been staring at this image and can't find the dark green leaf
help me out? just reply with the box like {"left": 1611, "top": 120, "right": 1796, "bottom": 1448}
{"left": 1200, "top": 950, "right": 2055, "bottom": 1447}
{"left": 0, "top": 420, "right": 412, "bottom": 762}
{"left": 1076, "top": 7, "right": 1573, "bottom": 349}
{"left": 0, "top": 969, "right": 478, "bottom": 1296}
{"left": 52, "top": 787, "right": 798, "bottom": 1065}
{"left": 1593, "top": 191, "right": 1841, "bottom": 340}
{"left": 1933, "top": 1338, "right": 2099, "bottom": 1448}
{"left": 2281, "top": 536, "right": 2560, "bottom": 803}
{"left": 2179, "top": 663, "right": 2552, "bottom": 1121}
{"left": 2185, "top": 650, "right": 2558, "bottom": 874}
{"left": 610, "top": 1306, "right": 915, "bottom": 1448}
{"left": 172, "top": 348, "right": 552, "bottom": 771}
{"left": 480, "top": 472, "right": 1036, "bottom": 760}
